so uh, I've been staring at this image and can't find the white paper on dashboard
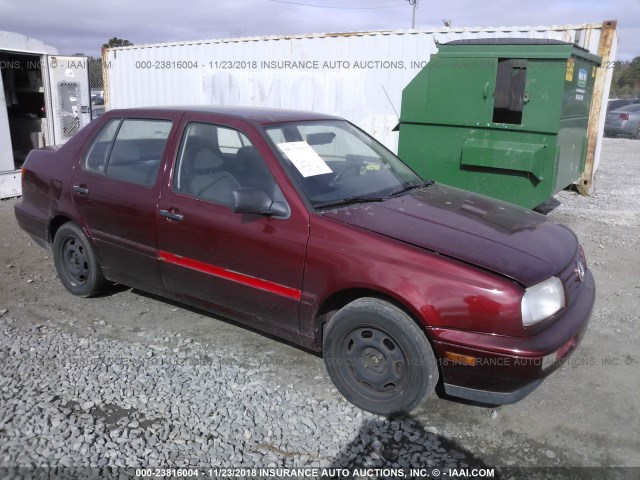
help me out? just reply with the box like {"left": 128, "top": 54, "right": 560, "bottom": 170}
{"left": 277, "top": 142, "right": 333, "bottom": 177}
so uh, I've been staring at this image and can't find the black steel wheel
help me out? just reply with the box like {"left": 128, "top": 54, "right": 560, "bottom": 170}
{"left": 323, "top": 297, "right": 438, "bottom": 416}
{"left": 53, "top": 222, "right": 107, "bottom": 297}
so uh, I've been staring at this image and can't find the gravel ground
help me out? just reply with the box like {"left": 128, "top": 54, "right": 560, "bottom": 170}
{"left": 0, "top": 137, "right": 639, "bottom": 478}
{"left": 0, "top": 302, "right": 487, "bottom": 477}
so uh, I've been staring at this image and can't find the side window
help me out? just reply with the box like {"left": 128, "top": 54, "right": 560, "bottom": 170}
{"left": 218, "top": 128, "right": 249, "bottom": 154}
{"left": 173, "top": 122, "right": 280, "bottom": 207}
{"left": 105, "top": 119, "right": 172, "bottom": 187}
{"left": 83, "top": 119, "right": 120, "bottom": 173}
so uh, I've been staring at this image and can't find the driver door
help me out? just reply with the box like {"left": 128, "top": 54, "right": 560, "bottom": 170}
{"left": 156, "top": 113, "right": 309, "bottom": 338}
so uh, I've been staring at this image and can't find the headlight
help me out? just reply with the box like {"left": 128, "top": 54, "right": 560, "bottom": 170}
{"left": 521, "top": 277, "right": 565, "bottom": 326}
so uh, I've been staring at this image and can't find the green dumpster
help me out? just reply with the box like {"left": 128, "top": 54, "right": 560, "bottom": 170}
{"left": 397, "top": 39, "right": 601, "bottom": 208}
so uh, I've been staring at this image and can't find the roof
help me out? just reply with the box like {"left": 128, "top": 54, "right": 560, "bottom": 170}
{"left": 107, "top": 105, "right": 341, "bottom": 125}
{"left": 0, "top": 30, "right": 57, "bottom": 55}
{"left": 104, "top": 23, "right": 608, "bottom": 52}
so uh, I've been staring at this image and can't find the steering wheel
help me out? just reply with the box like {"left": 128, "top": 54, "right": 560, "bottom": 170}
{"left": 329, "top": 164, "right": 361, "bottom": 188}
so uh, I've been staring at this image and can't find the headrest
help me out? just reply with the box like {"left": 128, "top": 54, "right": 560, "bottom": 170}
{"left": 188, "top": 124, "right": 218, "bottom": 148}
{"left": 236, "top": 145, "right": 261, "bottom": 164}
{"left": 193, "top": 148, "right": 223, "bottom": 170}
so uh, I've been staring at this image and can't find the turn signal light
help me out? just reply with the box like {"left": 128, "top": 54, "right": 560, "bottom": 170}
{"left": 445, "top": 352, "right": 477, "bottom": 366}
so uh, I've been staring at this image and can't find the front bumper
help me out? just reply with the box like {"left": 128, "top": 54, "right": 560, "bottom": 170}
{"left": 431, "top": 269, "right": 595, "bottom": 405}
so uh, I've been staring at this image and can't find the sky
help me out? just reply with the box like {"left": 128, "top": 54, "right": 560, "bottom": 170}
{"left": 0, "top": 0, "right": 637, "bottom": 60}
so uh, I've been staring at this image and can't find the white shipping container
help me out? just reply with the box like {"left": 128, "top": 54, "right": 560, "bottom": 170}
{"left": 104, "top": 22, "right": 617, "bottom": 188}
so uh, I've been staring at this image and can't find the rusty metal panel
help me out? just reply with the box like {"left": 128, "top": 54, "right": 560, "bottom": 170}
{"left": 580, "top": 21, "right": 618, "bottom": 194}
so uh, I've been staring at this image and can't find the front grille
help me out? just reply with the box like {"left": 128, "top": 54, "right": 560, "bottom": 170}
{"left": 557, "top": 248, "right": 587, "bottom": 307}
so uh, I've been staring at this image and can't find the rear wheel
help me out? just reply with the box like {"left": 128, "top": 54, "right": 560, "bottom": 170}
{"left": 635, "top": 125, "right": 640, "bottom": 140}
{"left": 53, "top": 222, "right": 107, "bottom": 297}
{"left": 323, "top": 297, "right": 438, "bottom": 416}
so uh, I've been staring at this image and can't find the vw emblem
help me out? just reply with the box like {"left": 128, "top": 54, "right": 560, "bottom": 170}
{"left": 576, "top": 260, "right": 585, "bottom": 283}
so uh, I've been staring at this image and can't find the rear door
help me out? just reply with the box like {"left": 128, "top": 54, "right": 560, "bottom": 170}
{"left": 156, "top": 113, "right": 309, "bottom": 337}
{"left": 71, "top": 112, "right": 183, "bottom": 291}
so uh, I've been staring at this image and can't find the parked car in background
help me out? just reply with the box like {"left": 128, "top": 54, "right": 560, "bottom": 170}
{"left": 606, "top": 98, "right": 640, "bottom": 113}
{"left": 14, "top": 107, "right": 595, "bottom": 415}
{"left": 605, "top": 104, "right": 640, "bottom": 138}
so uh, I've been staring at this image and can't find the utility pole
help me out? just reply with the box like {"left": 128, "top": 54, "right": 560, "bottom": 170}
{"left": 407, "top": 0, "right": 418, "bottom": 29}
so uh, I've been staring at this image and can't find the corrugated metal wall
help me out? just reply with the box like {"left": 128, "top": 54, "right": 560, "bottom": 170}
{"left": 105, "top": 24, "right": 609, "bottom": 155}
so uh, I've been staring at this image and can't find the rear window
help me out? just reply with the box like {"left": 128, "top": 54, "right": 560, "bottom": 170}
{"left": 83, "top": 118, "right": 173, "bottom": 187}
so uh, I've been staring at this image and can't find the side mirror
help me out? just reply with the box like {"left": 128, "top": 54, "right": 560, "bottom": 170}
{"left": 232, "top": 188, "right": 289, "bottom": 217}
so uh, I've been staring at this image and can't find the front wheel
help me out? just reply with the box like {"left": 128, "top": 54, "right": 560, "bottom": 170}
{"left": 323, "top": 298, "right": 438, "bottom": 416}
{"left": 53, "top": 222, "right": 107, "bottom": 297}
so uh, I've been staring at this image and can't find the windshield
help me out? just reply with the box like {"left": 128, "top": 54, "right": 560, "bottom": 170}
{"left": 262, "top": 120, "right": 423, "bottom": 207}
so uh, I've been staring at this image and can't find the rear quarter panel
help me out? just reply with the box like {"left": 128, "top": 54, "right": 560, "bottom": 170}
{"left": 15, "top": 117, "right": 105, "bottom": 244}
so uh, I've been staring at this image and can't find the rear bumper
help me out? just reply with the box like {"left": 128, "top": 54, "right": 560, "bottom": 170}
{"left": 604, "top": 123, "right": 634, "bottom": 137}
{"left": 14, "top": 203, "right": 50, "bottom": 248}
{"left": 431, "top": 270, "right": 595, "bottom": 405}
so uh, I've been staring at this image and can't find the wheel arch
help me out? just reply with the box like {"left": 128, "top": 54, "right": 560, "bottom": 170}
{"left": 48, "top": 215, "right": 73, "bottom": 243}
{"left": 314, "top": 287, "right": 434, "bottom": 350}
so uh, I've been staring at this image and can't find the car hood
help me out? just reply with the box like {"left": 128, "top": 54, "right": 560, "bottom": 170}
{"left": 322, "top": 183, "right": 577, "bottom": 287}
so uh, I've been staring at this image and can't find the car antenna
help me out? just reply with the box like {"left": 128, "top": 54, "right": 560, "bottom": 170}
{"left": 382, "top": 84, "right": 401, "bottom": 132}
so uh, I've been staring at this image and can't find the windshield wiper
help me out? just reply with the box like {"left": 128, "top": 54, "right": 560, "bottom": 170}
{"left": 388, "top": 180, "right": 434, "bottom": 197}
{"left": 314, "top": 195, "right": 386, "bottom": 209}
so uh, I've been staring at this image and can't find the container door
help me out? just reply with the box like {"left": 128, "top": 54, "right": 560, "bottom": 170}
{"left": 423, "top": 56, "right": 498, "bottom": 126}
{"left": 0, "top": 70, "right": 13, "bottom": 172}
{"left": 46, "top": 55, "right": 91, "bottom": 145}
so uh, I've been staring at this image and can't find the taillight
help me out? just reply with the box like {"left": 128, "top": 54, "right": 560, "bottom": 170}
{"left": 619, "top": 113, "right": 630, "bottom": 121}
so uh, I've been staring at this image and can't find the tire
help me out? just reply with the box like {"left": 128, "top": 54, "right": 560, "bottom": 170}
{"left": 635, "top": 125, "right": 640, "bottom": 140}
{"left": 323, "top": 297, "right": 438, "bottom": 416}
{"left": 53, "top": 222, "right": 107, "bottom": 297}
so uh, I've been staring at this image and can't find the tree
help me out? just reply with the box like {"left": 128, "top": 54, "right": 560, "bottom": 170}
{"left": 608, "top": 57, "right": 640, "bottom": 98}
{"left": 615, "top": 57, "right": 640, "bottom": 98}
{"left": 102, "top": 37, "right": 134, "bottom": 49}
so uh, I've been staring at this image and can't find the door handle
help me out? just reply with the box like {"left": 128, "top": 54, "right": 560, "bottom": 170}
{"left": 159, "top": 209, "right": 184, "bottom": 222}
{"left": 483, "top": 81, "right": 491, "bottom": 99}
{"left": 73, "top": 185, "right": 89, "bottom": 195}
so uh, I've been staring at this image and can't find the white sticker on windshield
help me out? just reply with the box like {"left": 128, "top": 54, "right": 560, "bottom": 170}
{"left": 277, "top": 141, "right": 333, "bottom": 177}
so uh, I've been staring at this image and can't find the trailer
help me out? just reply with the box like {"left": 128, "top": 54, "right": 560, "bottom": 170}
{"left": 103, "top": 22, "right": 616, "bottom": 195}
{"left": 0, "top": 31, "right": 91, "bottom": 198}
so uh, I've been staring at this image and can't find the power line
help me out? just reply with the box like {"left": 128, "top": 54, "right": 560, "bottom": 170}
{"left": 267, "top": 0, "right": 407, "bottom": 9}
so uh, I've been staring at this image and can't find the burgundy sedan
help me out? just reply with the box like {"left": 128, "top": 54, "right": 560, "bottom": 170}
{"left": 15, "top": 107, "right": 595, "bottom": 415}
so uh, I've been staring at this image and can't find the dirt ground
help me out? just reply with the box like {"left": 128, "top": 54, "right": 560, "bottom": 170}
{"left": 1, "top": 137, "right": 639, "bottom": 470}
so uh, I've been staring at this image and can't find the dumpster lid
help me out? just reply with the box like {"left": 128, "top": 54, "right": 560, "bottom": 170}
{"left": 444, "top": 37, "right": 588, "bottom": 51}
